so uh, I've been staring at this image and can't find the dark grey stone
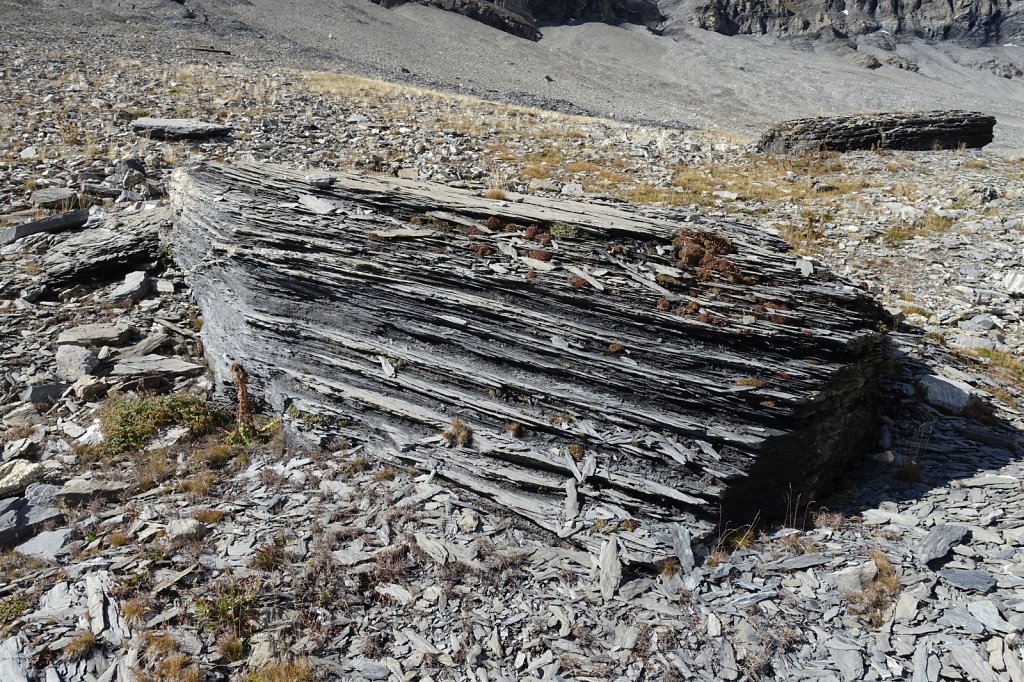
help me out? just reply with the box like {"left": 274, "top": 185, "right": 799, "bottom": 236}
{"left": 938, "top": 568, "right": 996, "bottom": 592}
{"left": 15, "top": 528, "right": 72, "bottom": 560}
{"left": 758, "top": 111, "right": 996, "bottom": 154}
{"left": 30, "top": 187, "right": 77, "bottom": 209}
{"left": 20, "top": 383, "right": 68, "bottom": 404}
{"left": 0, "top": 210, "right": 89, "bottom": 246}
{"left": 915, "top": 524, "right": 969, "bottom": 565}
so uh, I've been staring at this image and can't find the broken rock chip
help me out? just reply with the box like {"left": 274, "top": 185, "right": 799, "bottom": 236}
{"left": 108, "top": 270, "right": 150, "bottom": 303}
{"left": 915, "top": 524, "right": 969, "bottom": 565}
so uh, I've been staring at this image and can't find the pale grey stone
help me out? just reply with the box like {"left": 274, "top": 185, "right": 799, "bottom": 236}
{"left": 20, "top": 383, "right": 67, "bottom": 403}
{"left": 916, "top": 374, "right": 982, "bottom": 414}
{"left": 0, "top": 636, "right": 30, "bottom": 682}
{"left": 828, "top": 645, "right": 864, "bottom": 682}
{"left": 670, "top": 523, "right": 695, "bottom": 572}
{"left": 827, "top": 561, "right": 877, "bottom": 594}
{"left": 110, "top": 354, "right": 204, "bottom": 377}
{"left": 0, "top": 460, "right": 45, "bottom": 498}
{"left": 599, "top": 536, "right": 622, "bottom": 600}
{"left": 109, "top": 271, "right": 150, "bottom": 303}
{"left": 967, "top": 600, "right": 1013, "bottom": 633}
{"left": 57, "top": 322, "right": 133, "bottom": 346}
{"left": 30, "top": 187, "right": 77, "bottom": 209}
{"left": 165, "top": 519, "right": 208, "bottom": 541}
{"left": 2, "top": 439, "right": 33, "bottom": 463}
{"left": 55, "top": 478, "right": 129, "bottom": 505}
{"left": 55, "top": 345, "right": 99, "bottom": 382}
{"left": 939, "top": 606, "right": 987, "bottom": 634}
{"left": 15, "top": 528, "right": 72, "bottom": 560}
{"left": 949, "top": 641, "right": 1000, "bottom": 682}
{"left": 132, "top": 117, "right": 231, "bottom": 139}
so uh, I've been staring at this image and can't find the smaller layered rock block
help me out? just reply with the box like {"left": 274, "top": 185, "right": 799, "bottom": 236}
{"left": 169, "top": 162, "right": 889, "bottom": 561}
{"left": 131, "top": 117, "right": 231, "bottom": 140}
{"left": 758, "top": 110, "right": 996, "bottom": 153}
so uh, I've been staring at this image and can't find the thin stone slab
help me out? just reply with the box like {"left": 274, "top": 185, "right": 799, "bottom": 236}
{"left": 938, "top": 568, "right": 997, "bottom": 592}
{"left": 57, "top": 321, "right": 134, "bottom": 346}
{"left": 15, "top": 528, "right": 72, "bottom": 560}
{"left": 0, "top": 210, "right": 89, "bottom": 246}
{"left": 110, "top": 355, "right": 204, "bottom": 377}
{"left": 131, "top": 117, "right": 231, "bottom": 140}
{"left": 915, "top": 524, "right": 969, "bottom": 565}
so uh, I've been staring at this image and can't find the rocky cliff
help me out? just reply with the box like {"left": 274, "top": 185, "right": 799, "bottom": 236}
{"left": 680, "top": 0, "right": 1023, "bottom": 46}
{"left": 369, "top": 0, "right": 664, "bottom": 40}
{"left": 370, "top": 0, "right": 1022, "bottom": 45}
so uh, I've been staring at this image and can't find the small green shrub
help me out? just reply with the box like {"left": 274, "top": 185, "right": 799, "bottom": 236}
{"left": 0, "top": 595, "right": 29, "bottom": 628}
{"left": 99, "top": 393, "right": 226, "bottom": 455}
{"left": 195, "top": 577, "right": 261, "bottom": 637}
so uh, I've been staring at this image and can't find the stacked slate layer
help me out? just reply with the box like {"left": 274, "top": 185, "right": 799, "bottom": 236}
{"left": 758, "top": 110, "right": 996, "bottom": 153}
{"left": 168, "top": 162, "right": 889, "bottom": 562}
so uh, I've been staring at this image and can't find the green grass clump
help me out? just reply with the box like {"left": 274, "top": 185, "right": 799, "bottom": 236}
{"left": 99, "top": 393, "right": 227, "bottom": 456}
{"left": 0, "top": 595, "right": 29, "bottom": 629}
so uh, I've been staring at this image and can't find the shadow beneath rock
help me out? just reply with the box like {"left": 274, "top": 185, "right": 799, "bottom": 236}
{"left": 814, "top": 328, "right": 1024, "bottom": 526}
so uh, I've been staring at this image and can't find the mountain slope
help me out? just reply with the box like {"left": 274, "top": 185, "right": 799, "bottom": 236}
{"left": 4, "top": 0, "right": 1024, "bottom": 150}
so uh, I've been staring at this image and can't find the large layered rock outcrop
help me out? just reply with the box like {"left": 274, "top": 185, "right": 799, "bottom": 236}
{"left": 169, "top": 161, "right": 891, "bottom": 561}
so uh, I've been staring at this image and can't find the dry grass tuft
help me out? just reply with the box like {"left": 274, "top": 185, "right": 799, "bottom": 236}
{"left": 63, "top": 630, "right": 96, "bottom": 661}
{"left": 193, "top": 508, "right": 225, "bottom": 525}
{"left": 218, "top": 633, "right": 244, "bottom": 662}
{"left": 246, "top": 659, "right": 313, "bottom": 682}
{"left": 122, "top": 596, "right": 149, "bottom": 623}
{"left": 442, "top": 418, "right": 473, "bottom": 448}
{"left": 847, "top": 550, "right": 900, "bottom": 627}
